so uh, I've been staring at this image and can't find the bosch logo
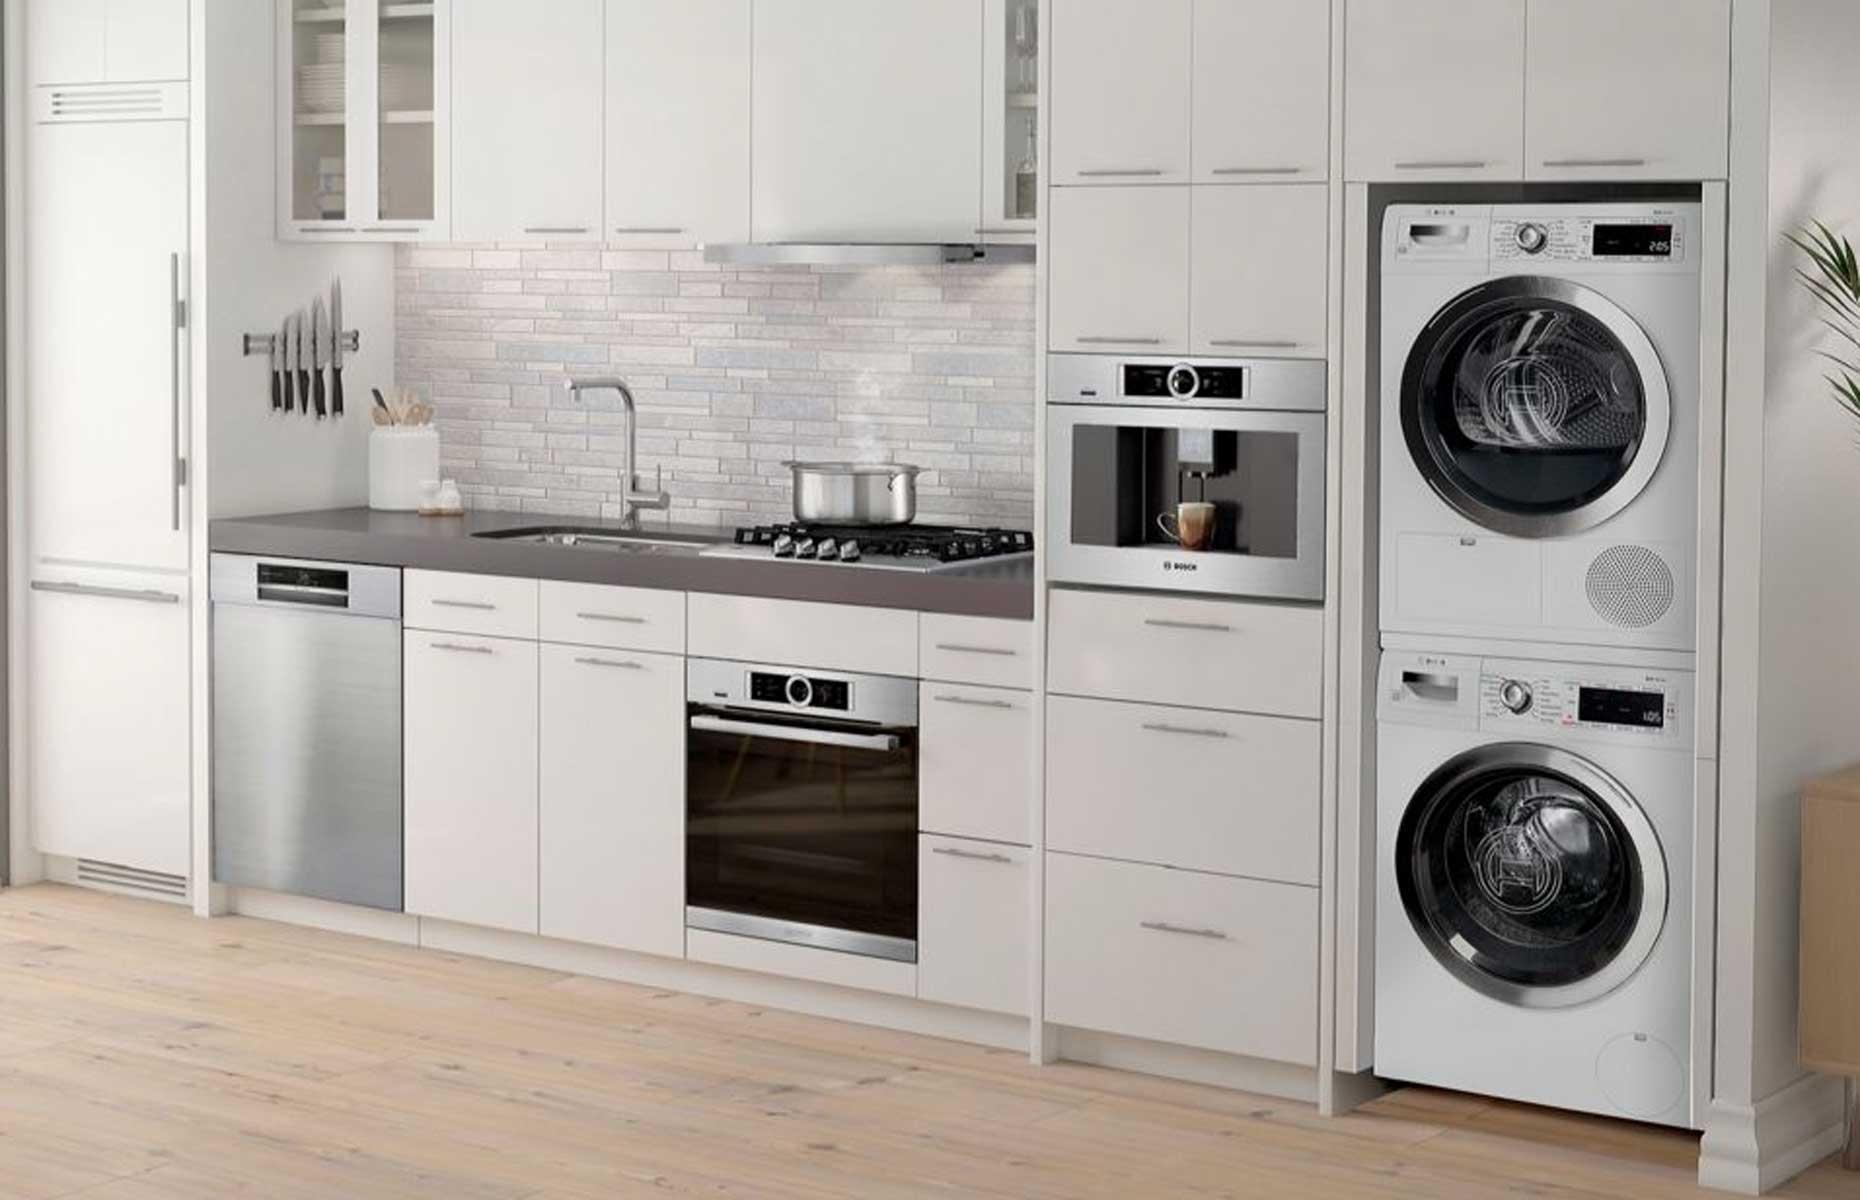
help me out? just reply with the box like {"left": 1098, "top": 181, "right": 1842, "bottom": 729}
{"left": 1163, "top": 560, "right": 1199, "bottom": 574}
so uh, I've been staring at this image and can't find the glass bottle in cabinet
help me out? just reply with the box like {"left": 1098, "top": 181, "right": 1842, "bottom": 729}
{"left": 981, "top": 0, "right": 1038, "bottom": 240}
{"left": 278, "top": 0, "right": 449, "bottom": 240}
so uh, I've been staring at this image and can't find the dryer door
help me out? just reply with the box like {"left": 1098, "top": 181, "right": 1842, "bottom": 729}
{"left": 1400, "top": 276, "right": 1671, "bottom": 539}
{"left": 1395, "top": 743, "right": 1668, "bottom": 1009}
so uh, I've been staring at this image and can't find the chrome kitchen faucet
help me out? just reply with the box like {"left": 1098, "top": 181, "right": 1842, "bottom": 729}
{"left": 564, "top": 376, "right": 672, "bottom": 527}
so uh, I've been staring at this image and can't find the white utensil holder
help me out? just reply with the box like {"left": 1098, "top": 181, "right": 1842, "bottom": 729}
{"left": 369, "top": 426, "right": 440, "bottom": 511}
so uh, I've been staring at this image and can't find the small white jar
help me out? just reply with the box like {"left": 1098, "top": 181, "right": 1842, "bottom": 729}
{"left": 369, "top": 426, "right": 440, "bottom": 511}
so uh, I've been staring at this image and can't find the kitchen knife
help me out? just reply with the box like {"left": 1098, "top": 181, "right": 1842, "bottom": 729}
{"left": 268, "top": 321, "right": 284, "bottom": 412}
{"left": 279, "top": 316, "right": 295, "bottom": 412}
{"left": 294, "top": 310, "right": 311, "bottom": 416}
{"left": 329, "top": 278, "right": 346, "bottom": 416}
{"left": 311, "top": 296, "right": 328, "bottom": 418}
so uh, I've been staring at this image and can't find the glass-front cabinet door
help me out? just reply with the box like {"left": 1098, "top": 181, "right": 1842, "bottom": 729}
{"left": 278, "top": 0, "right": 450, "bottom": 240}
{"left": 980, "top": 0, "right": 1038, "bottom": 241}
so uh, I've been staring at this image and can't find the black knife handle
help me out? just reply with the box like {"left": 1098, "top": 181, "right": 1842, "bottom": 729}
{"left": 313, "top": 366, "right": 326, "bottom": 417}
{"left": 283, "top": 370, "right": 294, "bottom": 412}
{"left": 271, "top": 370, "right": 282, "bottom": 411}
{"left": 297, "top": 369, "right": 311, "bottom": 415}
{"left": 331, "top": 368, "right": 345, "bottom": 416}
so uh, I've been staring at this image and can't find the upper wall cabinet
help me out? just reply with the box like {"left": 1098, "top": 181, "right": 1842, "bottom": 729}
{"left": 752, "top": 0, "right": 983, "bottom": 242}
{"left": 277, "top": 0, "right": 451, "bottom": 241}
{"left": 1050, "top": 0, "right": 1191, "bottom": 185}
{"left": 1191, "top": 0, "right": 1329, "bottom": 183}
{"left": 1342, "top": 0, "right": 1525, "bottom": 182}
{"left": 605, "top": 0, "right": 751, "bottom": 250}
{"left": 452, "top": 0, "right": 604, "bottom": 242}
{"left": 980, "top": 0, "right": 1040, "bottom": 238}
{"left": 1344, "top": 0, "right": 1731, "bottom": 182}
{"left": 1524, "top": 0, "right": 1730, "bottom": 181}
{"left": 28, "top": 0, "right": 188, "bottom": 85}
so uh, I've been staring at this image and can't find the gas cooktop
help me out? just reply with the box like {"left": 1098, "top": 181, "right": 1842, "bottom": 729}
{"left": 702, "top": 523, "right": 1034, "bottom": 572}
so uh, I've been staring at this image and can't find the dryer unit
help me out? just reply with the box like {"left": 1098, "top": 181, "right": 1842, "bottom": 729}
{"left": 1375, "top": 648, "right": 1698, "bottom": 1128}
{"left": 1380, "top": 203, "right": 1704, "bottom": 651}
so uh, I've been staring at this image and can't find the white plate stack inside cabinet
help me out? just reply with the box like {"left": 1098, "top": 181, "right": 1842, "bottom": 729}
{"left": 917, "top": 615, "right": 1035, "bottom": 1017}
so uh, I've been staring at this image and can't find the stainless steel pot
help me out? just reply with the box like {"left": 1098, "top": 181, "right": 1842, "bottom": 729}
{"left": 786, "top": 461, "right": 922, "bottom": 525}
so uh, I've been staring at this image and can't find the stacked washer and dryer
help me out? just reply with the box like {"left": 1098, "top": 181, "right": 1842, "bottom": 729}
{"left": 1374, "top": 202, "right": 1706, "bottom": 1128}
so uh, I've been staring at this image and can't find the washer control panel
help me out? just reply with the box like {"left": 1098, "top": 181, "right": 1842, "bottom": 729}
{"left": 1479, "top": 660, "right": 1689, "bottom": 747}
{"left": 1490, "top": 214, "right": 1688, "bottom": 265}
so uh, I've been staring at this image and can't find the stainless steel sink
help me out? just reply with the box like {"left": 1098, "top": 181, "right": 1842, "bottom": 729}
{"left": 474, "top": 526, "right": 718, "bottom": 554}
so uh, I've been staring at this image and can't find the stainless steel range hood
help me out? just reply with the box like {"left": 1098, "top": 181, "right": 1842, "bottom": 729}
{"left": 703, "top": 241, "right": 1035, "bottom": 267}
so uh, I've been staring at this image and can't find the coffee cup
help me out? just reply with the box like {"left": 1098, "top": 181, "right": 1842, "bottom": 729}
{"left": 1157, "top": 501, "right": 1216, "bottom": 551}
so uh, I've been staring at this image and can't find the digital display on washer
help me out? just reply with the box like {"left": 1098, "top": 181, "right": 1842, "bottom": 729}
{"left": 1593, "top": 223, "right": 1675, "bottom": 258}
{"left": 1578, "top": 686, "right": 1666, "bottom": 729}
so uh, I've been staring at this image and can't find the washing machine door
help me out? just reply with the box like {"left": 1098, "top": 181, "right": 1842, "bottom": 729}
{"left": 1401, "top": 276, "right": 1671, "bottom": 539}
{"left": 1395, "top": 742, "right": 1668, "bottom": 1009}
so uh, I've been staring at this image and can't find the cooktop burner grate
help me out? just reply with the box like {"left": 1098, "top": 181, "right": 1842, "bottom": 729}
{"left": 731, "top": 523, "right": 1034, "bottom": 565}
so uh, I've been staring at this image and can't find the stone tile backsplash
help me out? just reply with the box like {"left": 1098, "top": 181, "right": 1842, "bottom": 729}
{"left": 393, "top": 245, "right": 1037, "bottom": 529}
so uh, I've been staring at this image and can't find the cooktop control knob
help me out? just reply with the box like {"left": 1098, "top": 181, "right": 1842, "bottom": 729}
{"left": 1166, "top": 364, "right": 1201, "bottom": 400}
{"left": 1499, "top": 679, "right": 1535, "bottom": 715}
{"left": 1515, "top": 223, "right": 1549, "bottom": 255}
{"left": 785, "top": 675, "right": 814, "bottom": 708}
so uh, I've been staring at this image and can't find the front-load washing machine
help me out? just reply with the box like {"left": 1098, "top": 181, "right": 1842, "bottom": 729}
{"left": 1380, "top": 202, "right": 1703, "bottom": 651}
{"left": 1375, "top": 646, "right": 1698, "bottom": 1128}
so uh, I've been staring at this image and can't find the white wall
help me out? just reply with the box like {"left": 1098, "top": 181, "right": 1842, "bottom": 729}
{"left": 202, "top": 0, "right": 393, "bottom": 518}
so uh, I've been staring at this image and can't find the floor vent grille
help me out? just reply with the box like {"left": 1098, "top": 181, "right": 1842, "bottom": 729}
{"left": 75, "top": 859, "right": 188, "bottom": 901}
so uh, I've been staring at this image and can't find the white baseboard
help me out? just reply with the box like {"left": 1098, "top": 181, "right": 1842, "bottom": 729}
{"left": 227, "top": 886, "right": 420, "bottom": 944}
{"left": 1698, "top": 1072, "right": 1848, "bottom": 1194}
{"left": 1053, "top": 1026, "right": 1319, "bottom": 1103}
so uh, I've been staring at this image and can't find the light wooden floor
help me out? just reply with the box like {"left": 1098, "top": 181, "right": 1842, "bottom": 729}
{"left": 0, "top": 885, "right": 1852, "bottom": 1200}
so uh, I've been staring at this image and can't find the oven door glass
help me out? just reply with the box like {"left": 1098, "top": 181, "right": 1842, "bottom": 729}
{"left": 686, "top": 709, "right": 918, "bottom": 957}
{"left": 1046, "top": 405, "right": 1326, "bottom": 599}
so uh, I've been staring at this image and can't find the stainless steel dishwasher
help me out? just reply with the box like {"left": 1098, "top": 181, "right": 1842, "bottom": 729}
{"left": 210, "top": 553, "right": 403, "bottom": 910}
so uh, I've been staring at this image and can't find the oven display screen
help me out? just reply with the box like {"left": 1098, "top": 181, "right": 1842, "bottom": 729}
{"left": 1593, "top": 223, "right": 1674, "bottom": 258}
{"left": 1578, "top": 686, "right": 1666, "bottom": 729}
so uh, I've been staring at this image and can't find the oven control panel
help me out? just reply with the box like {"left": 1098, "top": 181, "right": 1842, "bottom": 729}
{"left": 686, "top": 657, "right": 920, "bottom": 728}
{"left": 749, "top": 670, "right": 851, "bottom": 713}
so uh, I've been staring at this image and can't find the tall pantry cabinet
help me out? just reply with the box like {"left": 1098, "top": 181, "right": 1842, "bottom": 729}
{"left": 20, "top": 0, "right": 194, "bottom": 885}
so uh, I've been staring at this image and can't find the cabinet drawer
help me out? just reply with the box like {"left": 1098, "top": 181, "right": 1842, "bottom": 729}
{"left": 919, "top": 614, "right": 1034, "bottom": 689}
{"left": 540, "top": 581, "right": 685, "bottom": 654}
{"left": 919, "top": 836, "right": 1029, "bottom": 1016}
{"left": 1045, "top": 853, "right": 1317, "bottom": 1064}
{"left": 1048, "top": 589, "right": 1322, "bottom": 717}
{"left": 921, "top": 682, "right": 1031, "bottom": 846}
{"left": 1046, "top": 696, "right": 1317, "bottom": 884}
{"left": 406, "top": 570, "right": 539, "bottom": 640}
{"left": 688, "top": 593, "right": 917, "bottom": 677}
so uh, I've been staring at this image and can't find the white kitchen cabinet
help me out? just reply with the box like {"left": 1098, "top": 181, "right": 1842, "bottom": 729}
{"left": 27, "top": 0, "right": 189, "bottom": 85}
{"left": 687, "top": 593, "right": 918, "bottom": 678}
{"left": 539, "top": 580, "right": 685, "bottom": 654}
{"left": 752, "top": 0, "right": 983, "bottom": 242}
{"left": 26, "top": 104, "right": 189, "bottom": 574}
{"left": 1045, "top": 852, "right": 1318, "bottom": 1064}
{"left": 278, "top": 0, "right": 451, "bottom": 241}
{"left": 540, "top": 644, "right": 686, "bottom": 958}
{"left": 980, "top": 0, "right": 1041, "bottom": 239}
{"left": 1524, "top": 0, "right": 1730, "bottom": 181}
{"left": 405, "top": 569, "right": 539, "bottom": 639}
{"left": 28, "top": 572, "right": 191, "bottom": 878}
{"left": 1189, "top": 185, "right": 1328, "bottom": 358}
{"left": 1048, "top": 186, "right": 1190, "bottom": 354}
{"left": 1050, "top": 0, "right": 1190, "bottom": 185}
{"left": 404, "top": 630, "right": 539, "bottom": 934}
{"left": 452, "top": 0, "right": 604, "bottom": 242}
{"left": 919, "top": 613, "right": 1035, "bottom": 690}
{"left": 1191, "top": 0, "right": 1328, "bottom": 183}
{"left": 919, "top": 836, "right": 1029, "bottom": 1016}
{"left": 605, "top": 0, "right": 751, "bottom": 249}
{"left": 920, "top": 682, "right": 1032, "bottom": 846}
{"left": 1342, "top": 0, "right": 1525, "bottom": 182}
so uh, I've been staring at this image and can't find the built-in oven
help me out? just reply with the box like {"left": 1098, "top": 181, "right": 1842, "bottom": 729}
{"left": 685, "top": 657, "right": 919, "bottom": 963}
{"left": 1047, "top": 354, "right": 1328, "bottom": 601}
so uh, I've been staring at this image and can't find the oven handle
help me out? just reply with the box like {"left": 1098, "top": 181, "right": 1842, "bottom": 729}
{"left": 688, "top": 714, "right": 903, "bottom": 753}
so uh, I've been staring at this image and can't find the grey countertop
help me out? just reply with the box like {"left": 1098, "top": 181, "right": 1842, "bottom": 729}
{"left": 208, "top": 508, "right": 1035, "bottom": 620}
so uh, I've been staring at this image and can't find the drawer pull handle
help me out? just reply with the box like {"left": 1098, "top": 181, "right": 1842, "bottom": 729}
{"left": 1209, "top": 166, "right": 1305, "bottom": 176}
{"left": 613, "top": 226, "right": 687, "bottom": 235}
{"left": 1143, "top": 618, "right": 1233, "bottom": 633}
{"left": 576, "top": 656, "right": 645, "bottom": 671}
{"left": 431, "top": 641, "right": 494, "bottom": 656}
{"left": 933, "top": 847, "right": 1016, "bottom": 864}
{"left": 432, "top": 599, "right": 497, "bottom": 611}
{"left": 1209, "top": 339, "right": 1302, "bottom": 349}
{"left": 933, "top": 694, "right": 1018, "bottom": 711}
{"left": 1141, "top": 722, "right": 1231, "bottom": 740}
{"left": 1140, "top": 921, "right": 1230, "bottom": 941}
{"left": 525, "top": 225, "right": 591, "bottom": 235}
{"left": 1078, "top": 335, "right": 1162, "bottom": 346}
{"left": 934, "top": 642, "right": 1018, "bottom": 658}
{"left": 1077, "top": 168, "right": 1166, "bottom": 178}
{"left": 1393, "top": 159, "right": 1489, "bottom": 170}
{"left": 576, "top": 611, "right": 648, "bottom": 625}
{"left": 1541, "top": 157, "right": 1648, "bottom": 169}
{"left": 31, "top": 580, "right": 182, "bottom": 605}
